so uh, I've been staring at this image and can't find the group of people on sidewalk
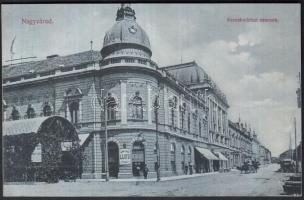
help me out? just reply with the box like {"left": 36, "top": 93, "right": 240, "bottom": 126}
{"left": 134, "top": 164, "right": 149, "bottom": 179}
{"left": 134, "top": 162, "right": 195, "bottom": 179}
{"left": 183, "top": 163, "right": 194, "bottom": 175}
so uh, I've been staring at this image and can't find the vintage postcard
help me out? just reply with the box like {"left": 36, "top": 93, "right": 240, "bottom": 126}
{"left": 1, "top": 3, "right": 302, "bottom": 197}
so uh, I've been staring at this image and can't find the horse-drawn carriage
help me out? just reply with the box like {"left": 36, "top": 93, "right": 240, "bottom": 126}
{"left": 237, "top": 161, "right": 260, "bottom": 174}
{"left": 280, "top": 159, "right": 295, "bottom": 173}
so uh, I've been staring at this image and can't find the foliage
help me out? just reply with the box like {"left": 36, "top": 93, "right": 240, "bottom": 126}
{"left": 4, "top": 117, "right": 83, "bottom": 183}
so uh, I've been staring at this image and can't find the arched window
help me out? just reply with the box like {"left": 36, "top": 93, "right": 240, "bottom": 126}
{"left": 65, "top": 88, "right": 83, "bottom": 124}
{"left": 106, "top": 93, "right": 117, "bottom": 121}
{"left": 171, "top": 108, "right": 175, "bottom": 127}
{"left": 11, "top": 106, "right": 20, "bottom": 120}
{"left": 43, "top": 102, "right": 52, "bottom": 116}
{"left": 65, "top": 88, "right": 82, "bottom": 97}
{"left": 180, "top": 103, "right": 186, "bottom": 131}
{"left": 188, "top": 113, "right": 191, "bottom": 134}
{"left": 170, "top": 143, "right": 176, "bottom": 173}
{"left": 193, "top": 110, "right": 198, "bottom": 136}
{"left": 26, "top": 104, "right": 36, "bottom": 118}
{"left": 181, "top": 145, "right": 185, "bottom": 154}
{"left": 181, "top": 145, "right": 185, "bottom": 171}
{"left": 188, "top": 146, "right": 192, "bottom": 163}
{"left": 69, "top": 101, "right": 79, "bottom": 124}
{"left": 169, "top": 96, "right": 177, "bottom": 127}
{"left": 131, "top": 91, "right": 143, "bottom": 119}
{"left": 216, "top": 134, "right": 219, "bottom": 143}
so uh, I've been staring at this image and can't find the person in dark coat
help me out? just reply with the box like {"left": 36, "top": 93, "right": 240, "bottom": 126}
{"left": 184, "top": 165, "right": 188, "bottom": 175}
{"left": 136, "top": 165, "right": 141, "bottom": 176}
{"left": 143, "top": 164, "right": 149, "bottom": 179}
{"left": 189, "top": 163, "right": 193, "bottom": 175}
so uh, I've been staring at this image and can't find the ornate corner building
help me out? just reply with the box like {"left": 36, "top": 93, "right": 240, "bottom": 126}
{"left": 2, "top": 5, "right": 271, "bottom": 181}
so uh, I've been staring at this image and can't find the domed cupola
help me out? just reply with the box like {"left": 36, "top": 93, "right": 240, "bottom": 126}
{"left": 101, "top": 4, "right": 152, "bottom": 59}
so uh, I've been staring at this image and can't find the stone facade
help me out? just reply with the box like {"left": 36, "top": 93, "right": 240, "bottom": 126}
{"left": 228, "top": 119, "right": 270, "bottom": 167}
{"left": 3, "top": 4, "right": 272, "bottom": 180}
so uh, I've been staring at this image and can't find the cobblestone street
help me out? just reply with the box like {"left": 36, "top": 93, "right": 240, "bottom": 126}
{"left": 4, "top": 164, "right": 297, "bottom": 196}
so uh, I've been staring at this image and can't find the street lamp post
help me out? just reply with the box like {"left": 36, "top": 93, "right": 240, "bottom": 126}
{"left": 154, "top": 94, "right": 160, "bottom": 181}
{"left": 294, "top": 117, "right": 298, "bottom": 173}
{"left": 101, "top": 89, "right": 109, "bottom": 181}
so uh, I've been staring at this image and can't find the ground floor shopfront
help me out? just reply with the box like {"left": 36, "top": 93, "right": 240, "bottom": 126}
{"left": 3, "top": 117, "right": 232, "bottom": 181}
{"left": 80, "top": 129, "right": 231, "bottom": 179}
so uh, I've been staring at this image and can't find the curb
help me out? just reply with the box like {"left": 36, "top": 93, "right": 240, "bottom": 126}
{"left": 77, "top": 171, "right": 220, "bottom": 183}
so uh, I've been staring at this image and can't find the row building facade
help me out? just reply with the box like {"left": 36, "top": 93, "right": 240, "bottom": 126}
{"left": 3, "top": 4, "right": 271, "bottom": 181}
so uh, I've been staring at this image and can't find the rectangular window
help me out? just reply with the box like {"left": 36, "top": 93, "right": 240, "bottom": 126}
{"left": 171, "top": 109, "right": 175, "bottom": 127}
{"left": 188, "top": 113, "right": 191, "bottom": 134}
{"left": 138, "top": 59, "right": 147, "bottom": 65}
{"left": 110, "top": 58, "right": 121, "bottom": 64}
{"left": 125, "top": 58, "right": 135, "bottom": 63}
{"left": 40, "top": 71, "right": 55, "bottom": 77}
{"left": 199, "top": 121, "right": 202, "bottom": 137}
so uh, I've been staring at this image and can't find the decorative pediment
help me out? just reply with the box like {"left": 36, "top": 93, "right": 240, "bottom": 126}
{"left": 179, "top": 102, "right": 186, "bottom": 112}
{"left": 168, "top": 96, "right": 177, "bottom": 109}
{"left": 65, "top": 88, "right": 83, "bottom": 98}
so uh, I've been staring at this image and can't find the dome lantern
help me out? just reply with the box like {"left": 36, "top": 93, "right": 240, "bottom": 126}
{"left": 116, "top": 4, "right": 136, "bottom": 21}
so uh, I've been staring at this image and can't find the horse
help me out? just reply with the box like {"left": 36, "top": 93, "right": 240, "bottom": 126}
{"left": 236, "top": 164, "right": 249, "bottom": 174}
{"left": 252, "top": 162, "right": 259, "bottom": 173}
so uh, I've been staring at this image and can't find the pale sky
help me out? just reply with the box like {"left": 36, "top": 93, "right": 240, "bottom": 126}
{"left": 2, "top": 4, "right": 301, "bottom": 156}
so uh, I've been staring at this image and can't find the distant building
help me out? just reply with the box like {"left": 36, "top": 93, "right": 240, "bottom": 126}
{"left": 228, "top": 119, "right": 253, "bottom": 167}
{"left": 279, "top": 149, "right": 293, "bottom": 161}
{"left": 271, "top": 157, "right": 280, "bottom": 163}
{"left": 293, "top": 141, "right": 302, "bottom": 162}
{"left": 251, "top": 131, "right": 260, "bottom": 162}
{"left": 259, "top": 145, "right": 271, "bottom": 165}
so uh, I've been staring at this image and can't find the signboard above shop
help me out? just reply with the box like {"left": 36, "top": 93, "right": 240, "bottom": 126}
{"left": 120, "top": 148, "right": 131, "bottom": 165}
{"left": 31, "top": 143, "right": 42, "bottom": 162}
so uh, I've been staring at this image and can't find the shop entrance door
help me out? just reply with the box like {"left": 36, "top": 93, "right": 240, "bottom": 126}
{"left": 132, "top": 141, "right": 145, "bottom": 176}
{"left": 213, "top": 160, "right": 220, "bottom": 171}
{"left": 108, "top": 142, "right": 119, "bottom": 178}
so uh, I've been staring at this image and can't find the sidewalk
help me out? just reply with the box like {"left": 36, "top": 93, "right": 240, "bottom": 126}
{"left": 77, "top": 171, "right": 219, "bottom": 183}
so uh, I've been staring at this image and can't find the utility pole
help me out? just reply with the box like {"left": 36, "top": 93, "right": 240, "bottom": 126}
{"left": 296, "top": 72, "right": 301, "bottom": 108}
{"left": 154, "top": 94, "right": 160, "bottom": 181}
{"left": 294, "top": 117, "right": 298, "bottom": 173}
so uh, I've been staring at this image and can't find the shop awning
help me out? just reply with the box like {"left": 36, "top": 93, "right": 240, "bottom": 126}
{"left": 195, "top": 147, "right": 219, "bottom": 160}
{"left": 77, "top": 127, "right": 94, "bottom": 146}
{"left": 214, "top": 152, "right": 228, "bottom": 161}
{"left": 78, "top": 134, "right": 90, "bottom": 146}
{"left": 3, "top": 117, "right": 50, "bottom": 136}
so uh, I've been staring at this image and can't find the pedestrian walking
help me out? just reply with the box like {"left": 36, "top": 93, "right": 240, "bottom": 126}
{"left": 189, "top": 163, "right": 193, "bottom": 175}
{"left": 184, "top": 165, "right": 188, "bottom": 174}
{"left": 136, "top": 165, "right": 141, "bottom": 177}
{"left": 253, "top": 160, "right": 258, "bottom": 173}
{"left": 143, "top": 164, "right": 149, "bottom": 179}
